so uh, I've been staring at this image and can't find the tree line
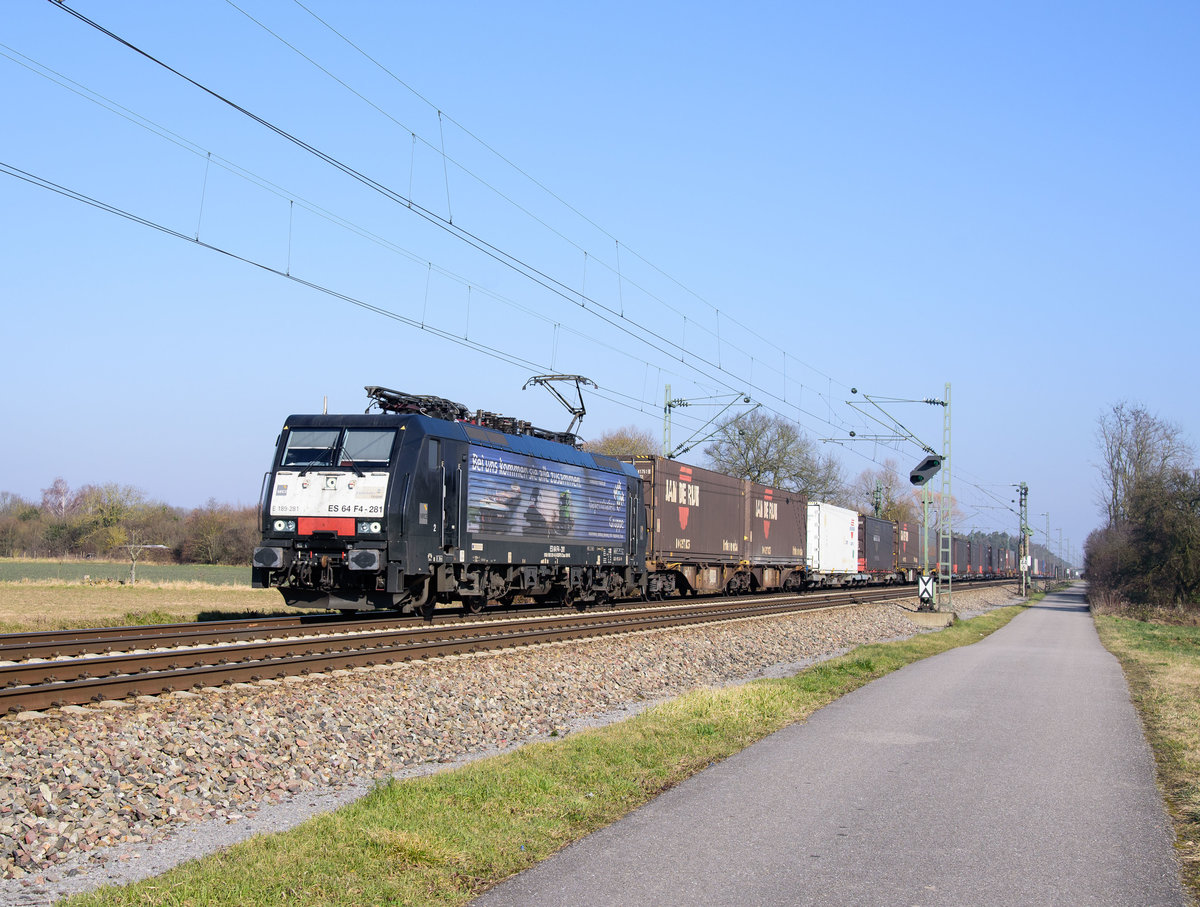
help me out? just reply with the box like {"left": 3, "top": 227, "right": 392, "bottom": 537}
{"left": 1086, "top": 402, "right": 1199, "bottom": 609}
{"left": 0, "top": 478, "right": 257, "bottom": 565}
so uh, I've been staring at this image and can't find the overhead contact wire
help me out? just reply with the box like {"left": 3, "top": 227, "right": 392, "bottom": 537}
{"left": 48, "top": 0, "right": 769, "bottom": 411}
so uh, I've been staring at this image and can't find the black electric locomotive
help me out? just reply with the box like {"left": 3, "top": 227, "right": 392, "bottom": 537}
{"left": 252, "top": 387, "right": 647, "bottom": 614}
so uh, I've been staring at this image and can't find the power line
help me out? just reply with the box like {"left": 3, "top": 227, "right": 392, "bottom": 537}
{"left": 2, "top": 43, "right": 747, "bottom": 432}
{"left": 22, "top": 5, "right": 1021, "bottom": 530}
{"left": 283, "top": 0, "right": 846, "bottom": 394}
{"left": 46, "top": 1, "right": 771, "bottom": 408}
{"left": 4, "top": 153, "right": 1016, "bottom": 531}
{"left": 45, "top": 0, "right": 861, "bottom": 441}
{"left": 0, "top": 159, "right": 717, "bottom": 440}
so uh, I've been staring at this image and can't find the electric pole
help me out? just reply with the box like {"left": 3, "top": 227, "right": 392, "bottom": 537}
{"left": 1016, "top": 482, "right": 1029, "bottom": 596}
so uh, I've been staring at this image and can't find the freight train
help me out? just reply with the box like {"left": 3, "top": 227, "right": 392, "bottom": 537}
{"left": 252, "top": 387, "right": 1016, "bottom": 614}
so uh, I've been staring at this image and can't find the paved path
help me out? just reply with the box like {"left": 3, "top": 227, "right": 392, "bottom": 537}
{"left": 474, "top": 585, "right": 1188, "bottom": 906}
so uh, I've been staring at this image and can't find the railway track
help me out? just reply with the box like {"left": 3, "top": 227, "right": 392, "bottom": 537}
{"left": 0, "top": 582, "right": 1005, "bottom": 714}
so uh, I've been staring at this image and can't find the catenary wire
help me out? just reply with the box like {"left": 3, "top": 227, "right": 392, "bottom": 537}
{"left": 23, "top": 7, "right": 1016, "bottom": 531}
{"left": 46, "top": 0, "right": 852, "bottom": 437}
{"left": 282, "top": 0, "right": 846, "bottom": 395}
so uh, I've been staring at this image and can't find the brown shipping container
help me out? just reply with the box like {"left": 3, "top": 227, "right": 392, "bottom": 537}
{"left": 745, "top": 483, "right": 806, "bottom": 564}
{"left": 631, "top": 457, "right": 745, "bottom": 562}
{"left": 896, "top": 520, "right": 924, "bottom": 571}
{"left": 859, "top": 515, "right": 896, "bottom": 573}
{"left": 973, "top": 542, "right": 991, "bottom": 575}
{"left": 952, "top": 537, "right": 968, "bottom": 575}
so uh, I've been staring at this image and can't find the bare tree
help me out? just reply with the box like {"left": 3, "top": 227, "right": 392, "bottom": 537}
{"left": 704, "top": 410, "right": 845, "bottom": 500}
{"left": 72, "top": 483, "right": 146, "bottom": 556}
{"left": 184, "top": 499, "right": 234, "bottom": 565}
{"left": 583, "top": 425, "right": 659, "bottom": 458}
{"left": 1096, "top": 402, "right": 1192, "bottom": 528}
{"left": 40, "top": 477, "right": 72, "bottom": 519}
{"left": 847, "top": 459, "right": 917, "bottom": 523}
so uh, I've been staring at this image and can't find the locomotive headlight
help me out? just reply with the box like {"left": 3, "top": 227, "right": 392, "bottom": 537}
{"left": 273, "top": 519, "right": 297, "bottom": 532}
{"left": 357, "top": 521, "right": 384, "bottom": 534}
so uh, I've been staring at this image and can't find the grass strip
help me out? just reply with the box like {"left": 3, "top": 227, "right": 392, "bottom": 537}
{"left": 0, "top": 559, "right": 252, "bottom": 586}
{"left": 1095, "top": 615, "right": 1200, "bottom": 902}
{"left": 0, "top": 586, "right": 321, "bottom": 633}
{"left": 66, "top": 605, "right": 1026, "bottom": 907}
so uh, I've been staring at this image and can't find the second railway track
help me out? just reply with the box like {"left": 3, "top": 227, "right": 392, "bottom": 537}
{"left": 0, "top": 584, "right": 960, "bottom": 714}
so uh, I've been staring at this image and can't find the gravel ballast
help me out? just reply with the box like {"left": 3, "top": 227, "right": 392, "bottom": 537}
{"left": 0, "top": 588, "right": 1020, "bottom": 904}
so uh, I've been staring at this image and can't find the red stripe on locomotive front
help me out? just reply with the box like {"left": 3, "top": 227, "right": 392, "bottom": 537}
{"left": 298, "top": 517, "right": 356, "bottom": 536}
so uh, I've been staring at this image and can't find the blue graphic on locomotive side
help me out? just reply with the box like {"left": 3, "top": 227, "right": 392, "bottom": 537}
{"left": 465, "top": 445, "right": 627, "bottom": 544}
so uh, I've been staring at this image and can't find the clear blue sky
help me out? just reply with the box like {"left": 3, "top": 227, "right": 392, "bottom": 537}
{"left": 3, "top": 0, "right": 1198, "bottom": 564}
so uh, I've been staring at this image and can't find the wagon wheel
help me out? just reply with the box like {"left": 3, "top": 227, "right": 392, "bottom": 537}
{"left": 463, "top": 596, "right": 485, "bottom": 615}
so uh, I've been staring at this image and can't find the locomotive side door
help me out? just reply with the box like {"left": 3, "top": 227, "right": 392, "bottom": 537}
{"left": 441, "top": 445, "right": 466, "bottom": 553}
{"left": 408, "top": 437, "right": 446, "bottom": 563}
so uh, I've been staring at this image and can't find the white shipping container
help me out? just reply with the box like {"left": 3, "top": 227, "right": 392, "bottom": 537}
{"left": 806, "top": 502, "right": 860, "bottom": 575}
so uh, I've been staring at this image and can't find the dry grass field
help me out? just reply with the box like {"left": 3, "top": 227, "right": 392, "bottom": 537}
{"left": 0, "top": 558, "right": 330, "bottom": 631}
{"left": 0, "top": 580, "right": 312, "bottom": 632}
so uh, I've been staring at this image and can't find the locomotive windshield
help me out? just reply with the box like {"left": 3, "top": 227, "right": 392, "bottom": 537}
{"left": 341, "top": 429, "right": 395, "bottom": 467}
{"left": 281, "top": 428, "right": 397, "bottom": 469}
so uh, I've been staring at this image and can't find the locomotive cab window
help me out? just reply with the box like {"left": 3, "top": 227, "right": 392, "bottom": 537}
{"left": 281, "top": 429, "right": 340, "bottom": 467}
{"left": 281, "top": 428, "right": 397, "bottom": 469}
{"left": 341, "top": 429, "right": 396, "bottom": 469}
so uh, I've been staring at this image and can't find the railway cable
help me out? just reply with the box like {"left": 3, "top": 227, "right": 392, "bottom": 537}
{"left": 19, "top": 5, "right": 871, "bottom": 458}
{"left": 42, "top": 0, "right": 867, "bottom": 446}
{"left": 236, "top": 0, "right": 848, "bottom": 406}
{"left": 20, "top": 7, "right": 1024, "bottom": 525}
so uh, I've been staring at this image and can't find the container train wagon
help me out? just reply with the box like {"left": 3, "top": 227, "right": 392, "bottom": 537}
{"left": 253, "top": 387, "right": 1020, "bottom": 613}
{"left": 626, "top": 456, "right": 808, "bottom": 597}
